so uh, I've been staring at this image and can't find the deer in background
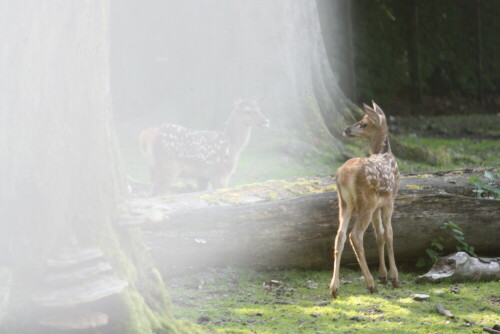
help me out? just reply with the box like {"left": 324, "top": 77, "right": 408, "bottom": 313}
{"left": 139, "top": 99, "right": 269, "bottom": 195}
{"left": 330, "top": 101, "right": 400, "bottom": 298}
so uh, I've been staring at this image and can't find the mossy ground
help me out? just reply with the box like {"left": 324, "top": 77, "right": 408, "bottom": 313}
{"left": 166, "top": 267, "right": 500, "bottom": 334}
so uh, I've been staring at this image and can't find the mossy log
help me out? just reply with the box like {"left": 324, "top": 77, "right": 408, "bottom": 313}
{"left": 122, "top": 169, "right": 499, "bottom": 276}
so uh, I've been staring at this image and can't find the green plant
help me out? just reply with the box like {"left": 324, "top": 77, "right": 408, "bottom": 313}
{"left": 416, "top": 236, "right": 444, "bottom": 268}
{"left": 469, "top": 171, "right": 500, "bottom": 199}
{"left": 440, "top": 221, "right": 477, "bottom": 257}
{"left": 416, "top": 221, "right": 477, "bottom": 268}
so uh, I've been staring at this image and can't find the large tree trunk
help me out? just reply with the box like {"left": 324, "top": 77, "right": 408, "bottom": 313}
{"left": 317, "top": 0, "right": 357, "bottom": 103}
{"left": 111, "top": 0, "right": 355, "bottom": 173}
{"left": 122, "top": 170, "right": 499, "bottom": 276}
{"left": 0, "top": 2, "right": 196, "bottom": 333}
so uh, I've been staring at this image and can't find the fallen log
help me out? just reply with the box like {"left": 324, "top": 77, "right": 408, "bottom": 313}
{"left": 120, "top": 169, "right": 499, "bottom": 276}
{"left": 417, "top": 252, "right": 500, "bottom": 283}
{"left": 435, "top": 303, "right": 454, "bottom": 318}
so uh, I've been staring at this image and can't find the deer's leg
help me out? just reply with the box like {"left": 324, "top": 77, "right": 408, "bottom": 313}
{"left": 330, "top": 193, "right": 352, "bottom": 298}
{"left": 382, "top": 203, "right": 399, "bottom": 287}
{"left": 148, "top": 165, "right": 158, "bottom": 186}
{"left": 150, "top": 162, "right": 181, "bottom": 196}
{"left": 197, "top": 178, "right": 210, "bottom": 191}
{"left": 151, "top": 173, "right": 173, "bottom": 196}
{"left": 210, "top": 175, "right": 229, "bottom": 189}
{"left": 349, "top": 208, "right": 377, "bottom": 294}
{"left": 371, "top": 209, "right": 387, "bottom": 284}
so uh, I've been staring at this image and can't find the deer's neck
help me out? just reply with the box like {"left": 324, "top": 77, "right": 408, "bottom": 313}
{"left": 369, "top": 132, "right": 391, "bottom": 155}
{"left": 224, "top": 116, "right": 251, "bottom": 157}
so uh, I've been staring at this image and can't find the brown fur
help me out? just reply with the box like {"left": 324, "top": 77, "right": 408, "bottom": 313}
{"left": 330, "top": 102, "right": 400, "bottom": 298}
{"left": 139, "top": 127, "right": 160, "bottom": 154}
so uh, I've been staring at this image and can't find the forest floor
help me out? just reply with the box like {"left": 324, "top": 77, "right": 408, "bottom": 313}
{"left": 118, "top": 113, "right": 499, "bottom": 333}
{"left": 166, "top": 267, "right": 500, "bottom": 334}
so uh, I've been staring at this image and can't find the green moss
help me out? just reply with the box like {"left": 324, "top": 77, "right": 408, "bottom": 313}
{"left": 407, "top": 173, "right": 433, "bottom": 178}
{"left": 119, "top": 289, "right": 164, "bottom": 333}
{"left": 200, "top": 195, "right": 225, "bottom": 206}
{"left": 168, "top": 268, "right": 500, "bottom": 334}
{"left": 97, "top": 225, "right": 209, "bottom": 333}
{"left": 266, "top": 192, "right": 279, "bottom": 201}
{"left": 406, "top": 184, "right": 428, "bottom": 190}
{"left": 200, "top": 177, "right": 337, "bottom": 206}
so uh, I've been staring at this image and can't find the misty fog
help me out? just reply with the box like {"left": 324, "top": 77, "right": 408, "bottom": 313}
{"left": 111, "top": 1, "right": 349, "bottom": 189}
{"left": 0, "top": 1, "right": 350, "bottom": 332}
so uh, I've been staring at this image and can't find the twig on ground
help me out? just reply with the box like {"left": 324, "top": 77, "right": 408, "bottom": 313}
{"left": 435, "top": 303, "right": 454, "bottom": 318}
{"left": 483, "top": 327, "right": 500, "bottom": 334}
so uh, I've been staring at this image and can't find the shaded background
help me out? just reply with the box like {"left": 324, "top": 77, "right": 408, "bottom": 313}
{"left": 112, "top": 0, "right": 500, "bottom": 123}
{"left": 110, "top": 0, "right": 500, "bottom": 185}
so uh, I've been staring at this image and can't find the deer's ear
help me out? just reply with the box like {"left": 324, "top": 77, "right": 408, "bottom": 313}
{"left": 362, "top": 103, "right": 373, "bottom": 113}
{"left": 363, "top": 103, "right": 382, "bottom": 126}
{"left": 372, "top": 100, "right": 385, "bottom": 117}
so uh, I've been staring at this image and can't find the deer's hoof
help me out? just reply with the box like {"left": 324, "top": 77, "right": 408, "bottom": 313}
{"left": 391, "top": 278, "right": 401, "bottom": 288}
{"left": 379, "top": 276, "right": 388, "bottom": 284}
{"left": 330, "top": 287, "right": 339, "bottom": 299}
{"left": 368, "top": 285, "right": 378, "bottom": 294}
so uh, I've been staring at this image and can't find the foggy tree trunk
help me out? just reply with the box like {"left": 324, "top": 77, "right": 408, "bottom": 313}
{"left": 343, "top": 0, "right": 357, "bottom": 103}
{"left": 111, "top": 0, "right": 355, "bottom": 157}
{"left": 0, "top": 2, "right": 194, "bottom": 333}
{"left": 317, "top": 0, "right": 357, "bottom": 103}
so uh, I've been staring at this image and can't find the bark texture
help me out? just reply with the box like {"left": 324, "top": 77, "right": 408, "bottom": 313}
{"left": 123, "top": 169, "right": 499, "bottom": 276}
{"left": 0, "top": 2, "right": 197, "bottom": 333}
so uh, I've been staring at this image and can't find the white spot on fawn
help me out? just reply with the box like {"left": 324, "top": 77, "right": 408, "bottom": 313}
{"left": 159, "top": 123, "right": 231, "bottom": 164}
{"left": 364, "top": 153, "right": 399, "bottom": 194}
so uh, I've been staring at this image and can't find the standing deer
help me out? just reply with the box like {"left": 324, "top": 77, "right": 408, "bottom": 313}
{"left": 330, "top": 101, "right": 400, "bottom": 298}
{"left": 139, "top": 99, "right": 269, "bottom": 195}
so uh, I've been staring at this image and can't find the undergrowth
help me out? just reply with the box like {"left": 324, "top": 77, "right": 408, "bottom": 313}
{"left": 469, "top": 170, "right": 500, "bottom": 199}
{"left": 416, "top": 221, "right": 478, "bottom": 269}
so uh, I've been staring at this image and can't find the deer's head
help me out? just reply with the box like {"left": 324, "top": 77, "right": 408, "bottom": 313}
{"left": 344, "top": 101, "right": 387, "bottom": 139}
{"left": 232, "top": 98, "right": 270, "bottom": 128}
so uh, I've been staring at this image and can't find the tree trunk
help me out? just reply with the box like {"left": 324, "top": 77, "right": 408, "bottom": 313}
{"left": 123, "top": 170, "right": 499, "bottom": 276}
{"left": 0, "top": 2, "right": 196, "bottom": 333}
{"left": 111, "top": 0, "right": 355, "bottom": 162}
{"left": 344, "top": 0, "right": 357, "bottom": 103}
{"left": 317, "top": 0, "right": 357, "bottom": 103}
